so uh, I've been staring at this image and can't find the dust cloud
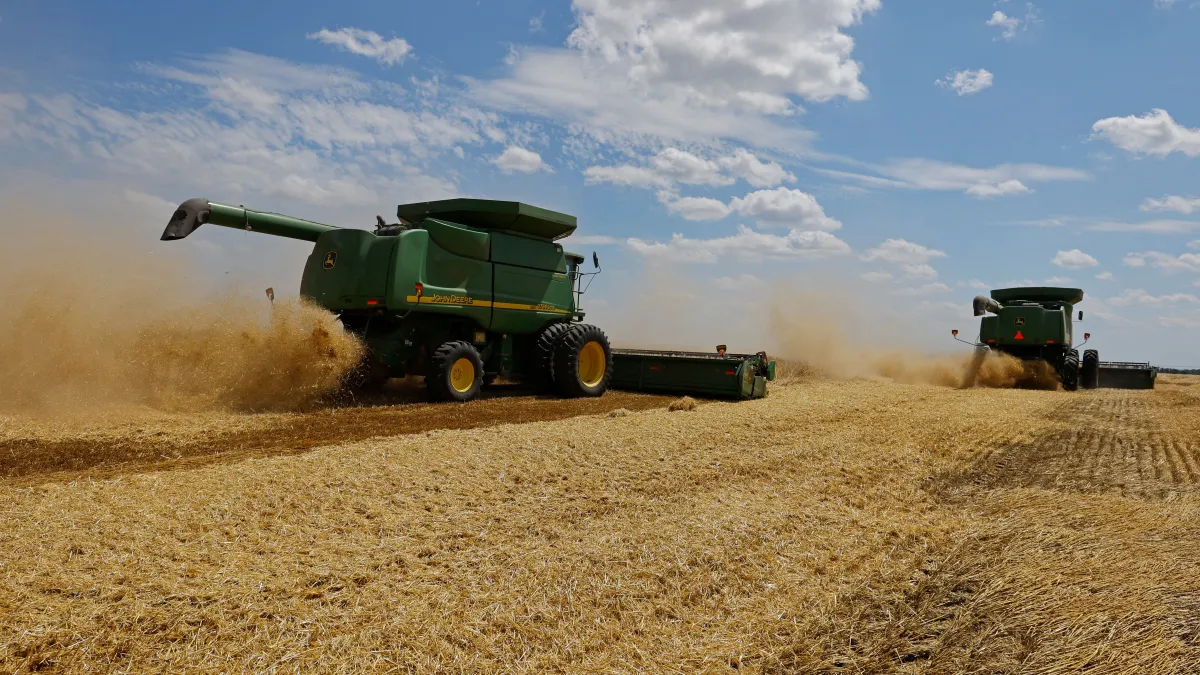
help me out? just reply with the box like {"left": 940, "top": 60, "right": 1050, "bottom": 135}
{"left": 0, "top": 201, "right": 364, "bottom": 415}
{"left": 595, "top": 267, "right": 1059, "bottom": 391}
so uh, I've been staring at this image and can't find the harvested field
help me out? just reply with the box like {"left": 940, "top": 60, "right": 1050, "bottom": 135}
{"left": 2, "top": 375, "right": 1200, "bottom": 672}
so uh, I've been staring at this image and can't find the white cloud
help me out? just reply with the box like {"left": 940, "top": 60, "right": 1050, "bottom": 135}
{"left": 987, "top": 11, "right": 1021, "bottom": 39}
{"left": 819, "top": 158, "right": 1088, "bottom": 198}
{"left": 307, "top": 28, "right": 413, "bottom": 66}
{"left": 936, "top": 69, "right": 994, "bottom": 96}
{"left": 712, "top": 274, "right": 766, "bottom": 291}
{"left": 1141, "top": 195, "right": 1200, "bottom": 214}
{"left": 890, "top": 283, "right": 951, "bottom": 297}
{"left": 492, "top": 146, "right": 552, "bottom": 173}
{"left": 1091, "top": 109, "right": 1200, "bottom": 158}
{"left": 903, "top": 264, "right": 939, "bottom": 280}
{"left": 1087, "top": 219, "right": 1200, "bottom": 234}
{"left": 966, "top": 179, "right": 1031, "bottom": 198}
{"left": 472, "top": 0, "right": 881, "bottom": 150}
{"left": 987, "top": 5, "right": 1038, "bottom": 41}
{"left": 1190, "top": 240, "right": 1200, "bottom": 249}
{"left": 627, "top": 225, "right": 851, "bottom": 263}
{"left": 861, "top": 271, "right": 894, "bottom": 283}
{"left": 964, "top": 279, "right": 991, "bottom": 290}
{"left": 1096, "top": 271, "right": 1114, "bottom": 280}
{"left": 665, "top": 196, "right": 731, "bottom": 221}
{"left": 1155, "top": 0, "right": 1180, "bottom": 8}
{"left": 1044, "top": 276, "right": 1074, "bottom": 284}
{"left": 1123, "top": 251, "right": 1200, "bottom": 272}
{"left": 529, "top": 12, "right": 545, "bottom": 32}
{"left": 728, "top": 187, "right": 842, "bottom": 231}
{"left": 1052, "top": 249, "right": 1099, "bottom": 269}
{"left": 1, "top": 50, "right": 500, "bottom": 208}
{"left": 1109, "top": 289, "right": 1200, "bottom": 307}
{"left": 717, "top": 149, "right": 795, "bottom": 188}
{"left": 861, "top": 238, "right": 948, "bottom": 265}
{"left": 583, "top": 147, "right": 793, "bottom": 191}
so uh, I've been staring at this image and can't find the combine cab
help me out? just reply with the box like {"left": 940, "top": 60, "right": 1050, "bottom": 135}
{"left": 955, "top": 286, "right": 1097, "bottom": 391}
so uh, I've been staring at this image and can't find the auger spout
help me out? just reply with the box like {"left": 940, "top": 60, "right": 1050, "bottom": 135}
{"left": 973, "top": 295, "right": 1003, "bottom": 316}
{"left": 161, "top": 198, "right": 339, "bottom": 243}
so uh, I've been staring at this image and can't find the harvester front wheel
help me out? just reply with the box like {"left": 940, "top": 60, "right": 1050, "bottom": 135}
{"left": 553, "top": 324, "right": 613, "bottom": 398}
{"left": 1082, "top": 349, "right": 1100, "bottom": 390}
{"left": 531, "top": 322, "right": 573, "bottom": 393}
{"left": 1061, "top": 349, "right": 1080, "bottom": 392}
{"left": 428, "top": 341, "right": 484, "bottom": 403}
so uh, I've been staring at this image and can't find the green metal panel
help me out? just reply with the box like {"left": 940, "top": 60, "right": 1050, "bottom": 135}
{"left": 300, "top": 229, "right": 396, "bottom": 311}
{"left": 992, "top": 287, "right": 1084, "bottom": 305}
{"left": 491, "top": 264, "right": 574, "bottom": 334}
{"left": 490, "top": 231, "right": 569, "bottom": 272}
{"left": 981, "top": 306, "right": 1066, "bottom": 347}
{"left": 422, "top": 218, "right": 490, "bottom": 261}
{"left": 397, "top": 199, "right": 577, "bottom": 241}
{"left": 414, "top": 237, "right": 493, "bottom": 329}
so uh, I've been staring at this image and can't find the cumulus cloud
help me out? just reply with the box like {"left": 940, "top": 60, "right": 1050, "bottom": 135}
{"left": 861, "top": 271, "right": 894, "bottom": 283}
{"left": 966, "top": 179, "right": 1031, "bottom": 198}
{"left": 1123, "top": 251, "right": 1200, "bottom": 272}
{"left": 1108, "top": 289, "right": 1200, "bottom": 307}
{"left": 1052, "top": 249, "right": 1100, "bottom": 269}
{"left": 1086, "top": 219, "right": 1200, "bottom": 234}
{"left": 627, "top": 225, "right": 851, "bottom": 263}
{"left": 492, "top": 146, "right": 552, "bottom": 173}
{"left": 473, "top": 0, "right": 880, "bottom": 150}
{"left": 861, "top": 238, "right": 948, "bottom": 265}
{"left": 728, "top": 187, "right": 841, "bottom": 231}
{"left": 1141, "top": 195, "right": 1200, "bottom": 214}
{"left": 903, "top": 264, "right": 939, "bottom": 280}
{"left": 1091, "top": 109, "right": 1200, "bottom": 158}
{"left": 583, "top": 147, "right": 793, "bottom": 190}
{"left": 307, "top": 28, "right": 413, "bottom": 66}
{"left": 1096, "top": 271, "right": 1114, "bottom": 280}
{"left": 987, "top": 5, "right": 1038, "bottom": 41}
{"left": 665, "top": 196, "right": 732, "bottom": 221}
{"left": 936, "top": 69, "right": 994, "bottom": 96}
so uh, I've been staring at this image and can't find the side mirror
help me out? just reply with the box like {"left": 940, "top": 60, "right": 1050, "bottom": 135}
{"left": 716, "top": 344, "right": 727, "bottom": 355}
{"left": 265, "top": 287, "right": 275, "bottom": 303}
{"left": 952, "top": 329, "right": 959, "bottom": 337}
{"left": 1078, "top": 311, "right": 1083, "bottom": 320}
{"left": 593, "top": 252, "right": 600, "bottom": 269}
{"left": 1085, "top": 333, "right": 1091, "bottom": 340}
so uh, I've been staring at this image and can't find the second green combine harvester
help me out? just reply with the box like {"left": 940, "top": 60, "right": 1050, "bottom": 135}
{"left": 161, "top": 198, "right": 776, "bottom": 403}
{"left": 957, "top": 286, "right": 1099, "bottom": 390}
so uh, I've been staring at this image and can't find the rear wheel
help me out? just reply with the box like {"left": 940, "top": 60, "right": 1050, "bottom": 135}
{"left": 427, "top": 341, "right": 483, "bottom": 402}
{"left": 530, "top": 322, "right": 573, "bottom": 393}
{"left": 553, "top": 324, "right": 613, "bottom": 398}
{"left": 1082, "top": 349, "right": 1100, "bottom": 390}
{"left": 1061, "top": 349, "right": 1080, "bottom": 392}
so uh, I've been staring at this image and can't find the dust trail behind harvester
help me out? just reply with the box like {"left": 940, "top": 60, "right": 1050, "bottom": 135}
{"left": 0, "top": 201, "right": 364, "bottom": 416}
{"left": 763, "top": 282, "right": 1060, "bottom": 390}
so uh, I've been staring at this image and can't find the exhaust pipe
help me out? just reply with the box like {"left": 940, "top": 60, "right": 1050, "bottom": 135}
{"left": 973, "top": 295, "right": 1002, "bottom": 316}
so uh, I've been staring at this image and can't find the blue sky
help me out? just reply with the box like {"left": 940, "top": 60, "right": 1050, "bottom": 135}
{"left": 2, "top": 0, "right": 1199, "bottom": 365}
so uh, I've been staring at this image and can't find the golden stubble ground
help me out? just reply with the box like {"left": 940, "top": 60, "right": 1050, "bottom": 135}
{"left": 1, "top": 376, "right": 1199, "bottom": 673}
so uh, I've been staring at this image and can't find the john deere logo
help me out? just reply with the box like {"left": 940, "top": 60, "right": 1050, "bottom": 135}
{"left": 1015, "top": 317, "right": 1026, "bottom": 326}
{"left": 323, "top": 251, "right": 337, "bottom": 269}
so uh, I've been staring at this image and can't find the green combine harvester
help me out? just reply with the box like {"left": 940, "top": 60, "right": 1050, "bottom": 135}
{"left": 955, "top": 286, "right": 1097, "bottom": 391}
{"left": 160, "top": 198, "right": 776, "bottom": 402}
{"left": 955, "top": 286, "right": 1157, "bottom": 390}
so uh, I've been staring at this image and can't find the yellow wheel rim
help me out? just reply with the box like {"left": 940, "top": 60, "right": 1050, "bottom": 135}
{"left": 450, "top": 357, "right": 475, "bottom": 393}
{"left": 578, "top": 341, "right": 606, "bottom": 388}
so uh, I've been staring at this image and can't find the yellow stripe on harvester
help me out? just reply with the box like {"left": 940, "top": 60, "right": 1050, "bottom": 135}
{"left": 405, "top": 296, "right": 572, "bottom": 313}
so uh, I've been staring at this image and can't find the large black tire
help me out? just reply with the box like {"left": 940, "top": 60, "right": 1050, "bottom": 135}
{"left": 1061, "top": 349, "right": 1080, "bottom": 392}
{"left": 1082, "top": 349, "right": 1100, "bottom": 390}
{"left": 530, "top": 322, "right": 573, "bottom": 393}
{"left": 427, "top": 341, "right": 483, "bottom": 403}
{"left": 552, "top": 324, "right": 613, "bottom": 398}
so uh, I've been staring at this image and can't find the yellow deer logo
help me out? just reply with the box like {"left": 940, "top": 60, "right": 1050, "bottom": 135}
{"left": 323, "top": 251, "right": 337, "bottom": 269}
